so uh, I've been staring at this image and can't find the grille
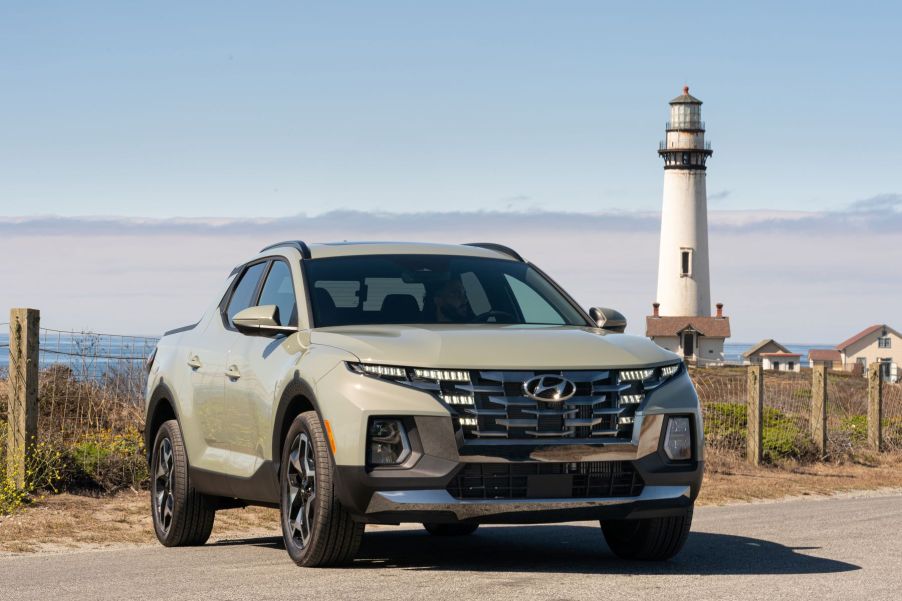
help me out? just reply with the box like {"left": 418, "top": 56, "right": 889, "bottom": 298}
{"left": 422, "top": 369, "right": 648, "bottom": 440}
{"left": 447, "top": 461, "right": 644, "bottom": 500}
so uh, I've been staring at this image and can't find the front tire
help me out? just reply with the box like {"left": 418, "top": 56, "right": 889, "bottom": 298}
{"left": 601, "top": 507, "right": 693, "bottom": 561}
{"left": 423, "top": 523, "right": 479, "bottom": 536}
{"left": 150, "top": 419, "right": 216, "bottom": 546}
{"left": 280, "top": 412, "right": 364, "bottom": 567}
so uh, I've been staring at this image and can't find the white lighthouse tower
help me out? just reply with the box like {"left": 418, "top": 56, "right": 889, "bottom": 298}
{"left": 647, "top": 86, "right": 729, "bottom": 364}
{"left": 655, "top": 86, "right": 713, "bottom": 316}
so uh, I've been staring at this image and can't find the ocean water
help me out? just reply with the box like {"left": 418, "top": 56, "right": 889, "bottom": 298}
{"left": 723, "top": 342, "right": 835, "bottom": 367}
{"left": 0, "top": 332, "right": 158, "bottom": 378}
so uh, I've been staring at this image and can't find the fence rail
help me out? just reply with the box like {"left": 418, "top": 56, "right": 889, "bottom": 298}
{"left": 2, "top": 307, "right": 900, "bottom": 496}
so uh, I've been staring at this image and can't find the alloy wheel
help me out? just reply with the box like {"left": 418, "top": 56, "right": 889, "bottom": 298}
{"left": 154, "top": 437, "right": 175, "bottom": 534}
{"left": 286, "top": 432, "right": 317, "bottom": 548}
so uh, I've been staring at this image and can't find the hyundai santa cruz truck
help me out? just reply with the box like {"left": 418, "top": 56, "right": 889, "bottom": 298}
{"left": 144, "top": 241, "right": 703, "bottom": 566}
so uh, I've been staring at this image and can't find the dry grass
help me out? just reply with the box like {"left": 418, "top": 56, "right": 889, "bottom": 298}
{"left": 699, "top": 450, "right": 902, "bottom": 505}
{"left": 0, "top": 491, "right": 280, "bottom": 554}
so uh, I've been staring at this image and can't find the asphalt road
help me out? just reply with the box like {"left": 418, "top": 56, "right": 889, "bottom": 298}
{"left": 3, "top": 493, "right": 900, "bottom": 601}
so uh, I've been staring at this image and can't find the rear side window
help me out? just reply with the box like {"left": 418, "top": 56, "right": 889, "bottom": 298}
{"left": 226, "top": 262, "right": 267, "bottom": 326}
{"left": 258, "top": 261, "right": 298, "bottom": 326}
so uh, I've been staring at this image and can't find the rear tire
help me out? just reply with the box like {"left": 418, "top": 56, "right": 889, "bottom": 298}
{"left": 423, "top": 523, "right": 479, "bottom": 536}
{"left": 601, "top": 507, "right": 693, "bottom": 561}
{"left": 150, "top": 419, "right": 216, "bottom": 547}
{"left": 280, "top": 411, "right": 364, "bottom": 567}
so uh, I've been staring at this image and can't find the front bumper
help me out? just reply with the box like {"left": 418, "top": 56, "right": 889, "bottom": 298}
{"left": 364, "top": 485, "right": 693, "bottom": 524}
{"left": 333, "top": 412, "right": 704, "bottom": 524}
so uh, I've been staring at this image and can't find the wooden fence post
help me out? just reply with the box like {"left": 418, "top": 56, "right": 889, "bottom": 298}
{"left": 747, "top": 364, "right": 763, "bottom": 465}
{"left": 811, "top": 365, "right": 828, "bottom": 457}
{"left": 6, "top": 308, "right": 40, "bottom": 490}
{"left": 868, "top": 363, "right": 883, "bottom": 451}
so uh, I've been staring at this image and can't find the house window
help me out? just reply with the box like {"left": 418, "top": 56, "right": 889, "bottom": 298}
{"left": 680, "top": 249, "right": 692, "bottom": 277}
{"left": 772, "top": 361, "right": 780, "bottom": 371}
{"left": 878, "top": 336, "right": 891, "bottom": 349}
{"left": 788, "top": 361, "right": 795, "bottom": 371}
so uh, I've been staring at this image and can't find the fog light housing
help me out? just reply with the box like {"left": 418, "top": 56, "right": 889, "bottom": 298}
{"left": 367, "top": 418, "right": 411, "bottom": 465}
{"left": 664, "top": 416, "right": 692, "bottom": 461}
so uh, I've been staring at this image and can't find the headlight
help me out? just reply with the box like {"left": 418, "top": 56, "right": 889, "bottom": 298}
{"left": 663, "top": 416, "right": 692, "bottom": 461}
{"left": 620, "top": 362, "right": 682, "bottom": 389}
{"left": 367, "top": 418, "right": 411, "bottom": 466}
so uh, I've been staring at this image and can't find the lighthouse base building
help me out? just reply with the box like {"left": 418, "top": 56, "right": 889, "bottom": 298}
{"left": 647, "top": 86, "right": 730, "bottom": 365}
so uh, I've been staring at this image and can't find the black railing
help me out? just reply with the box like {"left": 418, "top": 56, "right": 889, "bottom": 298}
{"left": 666, "top": 120, "right": 705, "bottom": 130}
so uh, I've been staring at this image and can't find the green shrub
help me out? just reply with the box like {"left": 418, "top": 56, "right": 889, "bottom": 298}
{"left": 1, "top": 420, "right": 64, "bottom": 515}
{"left": 840, "top": 415, "right": 868, "bottom": 446}
{"left": 703, "top": 402, "right": 818, "bottom": 462}
{"left": 64, "top": 426, "right": 147, "bottom": 492}
{"left": 762, "top": 407, "right": 818, "bottom": 462}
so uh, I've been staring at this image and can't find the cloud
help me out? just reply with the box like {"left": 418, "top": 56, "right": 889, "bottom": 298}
{"left": 1, "top": 197, "right": 901, "bottom": 342}
{"left": 2, "top": 198, "right": 901, "bottom": 238}
{"left": 708, "top": 189, "right": 731, "bottom": 202}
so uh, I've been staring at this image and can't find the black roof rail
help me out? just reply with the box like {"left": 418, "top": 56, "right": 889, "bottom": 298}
{"left": 464, "top": 242, "right": 525, "bottom": 262}
{"left": 259, "top": 240, "right": 312, "bottom": 259}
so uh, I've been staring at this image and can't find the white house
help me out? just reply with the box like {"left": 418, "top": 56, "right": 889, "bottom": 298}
{"left": 835, "top": 324, "right": 901, "bottom": 382}
{"left": 742, "top": 339, "right": 791, "bottom": 365}
{"left": 646, "top": 303, "right": 730, "bottom": 365}
{"left": 808, "top": 349, "right": 841, "bottom": 371}
{"left": 761, "top": 352, "right": 801, "bottom": 372}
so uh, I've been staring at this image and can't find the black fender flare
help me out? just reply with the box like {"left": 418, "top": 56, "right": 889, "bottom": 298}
{"left": 144, "top": 380, "right": 182, "bottom": 460}
{"left": 271, "top": 371, "right": 322, "bottom": 476}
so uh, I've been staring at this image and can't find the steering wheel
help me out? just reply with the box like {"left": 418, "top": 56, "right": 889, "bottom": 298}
{"left": 473, "top": 310, "right": 516, "bottom": 323}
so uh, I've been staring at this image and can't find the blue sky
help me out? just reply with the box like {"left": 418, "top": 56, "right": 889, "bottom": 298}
{"left": 1, "top": 2, "right": 901, "bottom": 342}
{"left": 2, "top": 1, "right": 900, "bottom": 217}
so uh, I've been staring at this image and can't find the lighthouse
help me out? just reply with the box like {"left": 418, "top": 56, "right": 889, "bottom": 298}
{"left": 646, "top": 87, "right": 729, "bottom": 364}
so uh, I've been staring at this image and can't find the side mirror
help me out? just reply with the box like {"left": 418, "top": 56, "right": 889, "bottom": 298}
{"left": 233, "top": 305, "right": 298, "bottom": 335}
{"left": 589, "top": 307, "right": 627, "bottom": 333}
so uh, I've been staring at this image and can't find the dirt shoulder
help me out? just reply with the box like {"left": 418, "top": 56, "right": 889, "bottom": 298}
{"left": 3, "top": 457, "right": 902, "bottom": 555}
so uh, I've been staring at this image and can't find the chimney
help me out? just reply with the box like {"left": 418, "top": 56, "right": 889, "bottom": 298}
{"left": 716, "top": 303, "right": 724, "bottom": 318}
{"left": 652, "top": 302, "right": 660, "bottom": 318}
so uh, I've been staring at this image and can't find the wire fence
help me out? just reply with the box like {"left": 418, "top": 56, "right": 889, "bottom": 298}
{"left": 3, "top": 328, "right": 159, "bottom": 491}
{"left": 3, "top": 318, "right": 901, "bottom": 495}
{"left": 691, "top": 366, "right": 748, "bottom": 458}
{"left": 883, "top": 382, "right": 902, "bottom": 452}
{"left": 761, "top": 371, "right": 817, "bottom": 462}
{"left": 827, "top": 373, "right": 870, "bottom": 458}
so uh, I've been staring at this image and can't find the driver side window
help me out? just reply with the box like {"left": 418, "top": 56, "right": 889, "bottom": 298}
{"left": 257, "top": 261, "right": 298, "bottom": 327}
{"left": 226, "top": 262, "right": 268, "bottom": 327}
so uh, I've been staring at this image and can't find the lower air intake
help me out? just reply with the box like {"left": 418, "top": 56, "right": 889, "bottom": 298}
{"left": 446, "top": 462, "right": 644, "bottom": 500}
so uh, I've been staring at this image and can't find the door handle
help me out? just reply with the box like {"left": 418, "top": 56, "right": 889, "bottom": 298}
{"left": 225, "top": 365, "right": 241, "bottom": 380}
{"left": 187, "top": 355, "right": 202, "bottom": 369}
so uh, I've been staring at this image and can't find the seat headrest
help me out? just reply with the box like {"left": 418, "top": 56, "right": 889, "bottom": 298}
{"left": 380, "top": 294, "right": 420, "bottom": 323}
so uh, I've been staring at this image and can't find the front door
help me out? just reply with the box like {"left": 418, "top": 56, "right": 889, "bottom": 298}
{"left": 195, "top": 260, "right": 268, "bottom": 477}
{"left": 682, "top": 331, "right": 695, "bottom": 358}
{"left": 226, "top": 259, "right": 303, "bottom": 476}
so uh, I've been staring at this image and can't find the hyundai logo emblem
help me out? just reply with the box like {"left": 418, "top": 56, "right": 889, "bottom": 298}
{"left": 522, "top": 375, "right": 576, "bottom": 402}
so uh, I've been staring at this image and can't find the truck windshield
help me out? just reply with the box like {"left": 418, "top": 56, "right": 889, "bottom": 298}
{"left": 304, "top": 254, "right": 589, "bottom": 328}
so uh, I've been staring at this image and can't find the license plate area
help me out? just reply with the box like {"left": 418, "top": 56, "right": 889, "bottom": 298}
{"left": 526, "top": 474, "right": 573, "bottom": 498}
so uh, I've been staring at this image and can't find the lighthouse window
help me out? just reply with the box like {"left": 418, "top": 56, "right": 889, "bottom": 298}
{"left": 682, "top": 152, "right": 689, "bottom": 165}
{"left": 680, "top": 250, "right": 692, "bottom": 276}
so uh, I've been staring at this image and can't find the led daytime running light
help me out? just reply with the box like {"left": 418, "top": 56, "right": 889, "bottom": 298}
{"left": 414, "top": 368, "right": 470, "bottom": 382}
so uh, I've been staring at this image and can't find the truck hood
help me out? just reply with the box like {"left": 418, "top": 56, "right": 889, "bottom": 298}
{"left": 310, "top": 324, "right": 678, "bottom": 370}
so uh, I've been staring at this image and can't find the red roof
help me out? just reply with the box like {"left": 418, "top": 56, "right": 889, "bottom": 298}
{"left": 835, "top": 324, "right": 900, "bottom": 351}
{"left": 645, "top": 316, "right": 731, "bottom": 338}
{"left": 809, "top": 349, "right": 841, "bottom": 363}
